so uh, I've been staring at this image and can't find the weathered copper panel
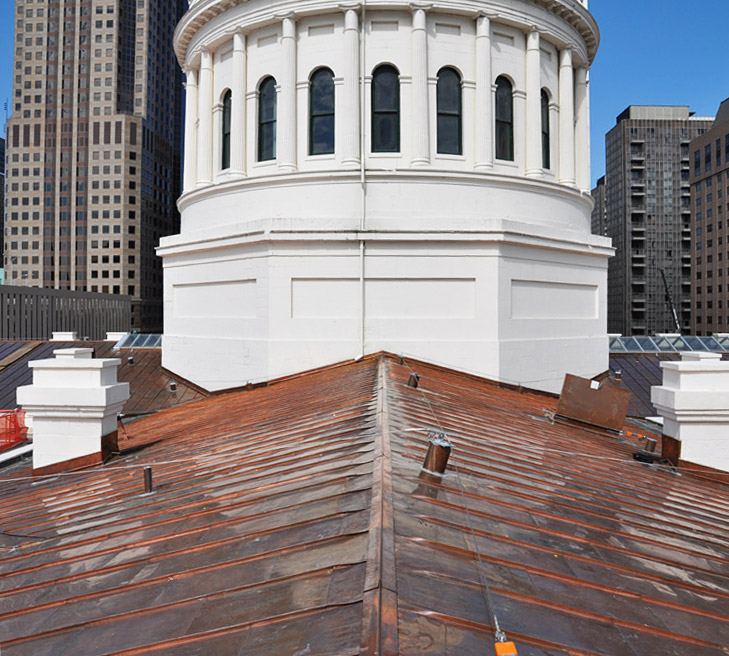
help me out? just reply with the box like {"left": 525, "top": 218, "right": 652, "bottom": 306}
{"left": 0, "top": 354, "right": 728, "bottom": 655}
{"left": 556, "top": 373, "right": 632, "bottom": 431}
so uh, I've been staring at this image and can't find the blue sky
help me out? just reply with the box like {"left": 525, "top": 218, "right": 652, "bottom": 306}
{"left": 0, "top": 1, "right": 726, "bottom": 187}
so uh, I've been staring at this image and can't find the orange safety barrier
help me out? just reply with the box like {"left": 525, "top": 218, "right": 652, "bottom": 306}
{"left": 0, "top": 409, "right": 28, "bottom": 451}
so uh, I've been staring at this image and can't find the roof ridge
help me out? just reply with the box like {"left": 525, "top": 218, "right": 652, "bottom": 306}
{"left": 359, "top": 355, "right": 399, "bottom": 655}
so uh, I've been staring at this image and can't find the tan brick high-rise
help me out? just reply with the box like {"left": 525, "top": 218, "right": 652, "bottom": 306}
{"left": 4, "top": 0, "right": 186, "bottom": 331}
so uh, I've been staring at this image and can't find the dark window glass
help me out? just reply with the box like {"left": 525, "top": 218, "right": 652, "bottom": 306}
{"left": 436, "top": 67, "right": 462, "bottom": 155}
{"left": 706, "top": 144, "right": 712, "bottom": 172}
{"left": 371, "top": 65, "right": 400, "bottom": 152}
{"left": 258, "top": 76, "right": 277, "bottom": 162}
{"left": 309, "top": 68, "right": 335, "bottom": 156}
{"left": 495, "top": 76, "right": 513, "bottom": 161}
{"left": 718, "top": 139, "right": 722, "bottom": 167}
{"left": 695, "top": 150, "right": 701, "bottom": 176}
{"left": 221, "top": 90, "right": 231, "bottom": 169}
{"left": 541, "top": 89, "right": 550, "bottom": 169}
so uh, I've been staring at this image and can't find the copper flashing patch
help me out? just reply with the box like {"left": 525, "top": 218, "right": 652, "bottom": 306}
{"left": 556, "top": 373, "right": 632, "bottom": 431}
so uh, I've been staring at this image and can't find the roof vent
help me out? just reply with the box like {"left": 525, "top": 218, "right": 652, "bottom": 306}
{"left": 169, "top": 381, "right": 177, "bottom": 392}
{"left": 422, "top": 433, "right": 451, "bottom": 476}
{"left": 407, "top": 373, "right": 420, "bottom": 388}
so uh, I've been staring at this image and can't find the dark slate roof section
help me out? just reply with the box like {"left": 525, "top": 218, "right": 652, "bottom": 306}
{"left": 610, "top": 353, "right": 729, "bottom": 418}
{"left": 0, "top": 354, "right": 727, "bottom": 654}
{"left": 0, "top": 340, "right": 205, "bottom": 415}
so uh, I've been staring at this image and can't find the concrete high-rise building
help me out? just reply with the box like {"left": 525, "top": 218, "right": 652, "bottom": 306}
{"left": 591, "top": 175, "right": 606, "bottom": 237}
{"left": 0, "top": 136, "right": 5, "bottom": 283}
{"left": 3, "top": 0, "right": 186, "bottom": 331}
{"left": 690, "top": 98, "right": 729, "bottom": 335}
{"left": 604, "top": 106, "right": 713, "bottom": 336}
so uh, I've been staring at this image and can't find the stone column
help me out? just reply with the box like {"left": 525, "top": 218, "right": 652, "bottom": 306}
{"left": 513, "top": 89, "right": 526, "bottom": 171}
{"left": 558, "top": 47, "right": 575, "bottom": 186}
{"left": 279, "top": 14, "right": 298, "bottom": 172}
{"left": 575, "top": 66, "right": 590, "bottom": 192}
{"left": 212, "top": 102, "right": 222, "bottom": 175}
{"left": 410, "top": 5, "right": 430, "bottom": 167}
{"left": 525, "top": 29, "right": 542, "bottom": 177}
{"left": 474, "top": 14, "right": 493, "bottom": 170}
{"left": 341, "top": 6, "right": 360, "bottom": 168}
{"left": 230, "top": 30, "right": 247, "bottom": 176}
{"left": 183, "top": 68, "right": 198, "bottom": 192}
{"left": 197, "top": 49, "right": 214, "bottom": 186}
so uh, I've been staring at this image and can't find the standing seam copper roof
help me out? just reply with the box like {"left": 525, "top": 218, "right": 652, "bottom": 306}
{"left": 0, "top": 354, "right": 728, "bottom": 654}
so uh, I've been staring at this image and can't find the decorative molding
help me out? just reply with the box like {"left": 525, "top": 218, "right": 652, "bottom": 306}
{"left": 176, "top": 0, "right": 599, "bottom": 68}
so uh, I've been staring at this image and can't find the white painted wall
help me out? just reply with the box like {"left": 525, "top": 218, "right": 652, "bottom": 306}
{"left": 164, "top": 0, "right": 608, "bottom": 394}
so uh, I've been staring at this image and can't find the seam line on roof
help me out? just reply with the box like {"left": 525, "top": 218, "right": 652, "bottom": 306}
{"left": 359, "top": 356, "right": 399, "bottom": 656}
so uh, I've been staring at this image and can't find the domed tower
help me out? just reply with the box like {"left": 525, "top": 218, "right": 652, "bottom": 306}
{"left": 162, "top": 0, "right": 609, "bottom": 393}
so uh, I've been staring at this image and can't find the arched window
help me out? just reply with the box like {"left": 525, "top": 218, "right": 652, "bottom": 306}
{"left": 495, "top": 76, "right": 514, "bottom": 161}
{"left": 221, "top": 90, "right": 232, "bottom": 170}
{"left": 309, "top": 68, "right": 335, "bottom": 156}
{"left": 541, "top": 89, "right": 550, "bottom": 169}
{"left": 371, "top": 65, "right": 400, "bottom": 152}
{"left": 437, "top": 67, "right": 462, "bottom": 155}
{"left": 258, "top": 76, "right": 277, "bottom": 162}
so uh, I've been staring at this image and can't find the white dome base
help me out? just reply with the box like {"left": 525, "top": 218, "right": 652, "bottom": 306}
{"left": 160, "top": 224, "right": 610, "bottom": 393}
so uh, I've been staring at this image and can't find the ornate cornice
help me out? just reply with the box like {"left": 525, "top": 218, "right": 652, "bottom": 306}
{"left": 175, "top": 0, "right": 599, "bottom": 68}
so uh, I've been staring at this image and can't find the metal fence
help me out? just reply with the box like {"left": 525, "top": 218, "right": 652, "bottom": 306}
{"left": 0, "top": 285, "right": 131, "bottom": 340}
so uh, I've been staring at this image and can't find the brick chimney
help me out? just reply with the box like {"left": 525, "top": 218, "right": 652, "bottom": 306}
{"left": 16, "top": 348, "right": 130, "bottom": 475}
{"left": 651, "top": 352, "right": 729, "bottom": 471}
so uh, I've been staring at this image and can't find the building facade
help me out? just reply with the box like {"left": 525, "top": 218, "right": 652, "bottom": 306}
{"left": 604, "top": 106, "right": 713, "bottom": 336}
{"left": 0, "top": 136, "right": 5, "bottom": 284}
{"left": 591, "top": 174, "right": 606, "bottom": 237}
{"left": 3, "top": 0, "right": 186, "bottom": 331}
{"left": 162, "top": 0, "right": 610, "bottom": 394}
{"left": 691, "top": 98, "right": 729, "bottom": 335}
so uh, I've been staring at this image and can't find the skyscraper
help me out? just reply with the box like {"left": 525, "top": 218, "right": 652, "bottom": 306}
{"left": 690, "top": 98, "right": 729, "bottom": 335}
{"left": 4, "top": 0, "right": 186, "bottom": 331}
{"left": 603, "top": 106, "right": 713, "bottom": 336}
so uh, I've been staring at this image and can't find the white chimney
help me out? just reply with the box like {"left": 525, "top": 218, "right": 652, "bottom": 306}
{"left": 51, "top": 331, "right": 78, "bottom": 341}
{"left": 16, "top": 348, "right": 130, "bottom": 475}
{"left": 105, "top": 331, "right": 128, "bottom": 342}
{"left": 651, "top": 352, "right": 729, "bottom": 471}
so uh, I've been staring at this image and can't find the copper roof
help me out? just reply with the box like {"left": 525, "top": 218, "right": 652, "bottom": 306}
{"left": 0, "top": 340, "right": 205, "bottom": 415}
{"left": 0, "top": 354, "right": 728, "bottom": 654}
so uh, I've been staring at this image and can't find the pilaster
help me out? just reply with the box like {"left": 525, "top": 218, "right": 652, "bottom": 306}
{"left": 341, "top": 6, "right": 361, "bottom": 168}
{"left": 474, "top": 14, "right": 493, "bottom": 170}
{"left": 230, "top": 30, "right": 247, "bottom": 176}
{"left": 197, "top": 49, "right": 214, "bottom": 186}
{"left": 558, "top": 47, "right": 575, "bottom": 187}
{"left": 410, "top": 5, "right": 430, "bottom": 167}
{"left": 183, "top": 67, "right": 198, "bottom": 192}
{"left": 278, "top": 14, "right": 298, "bottom": 172}
{"left": 525, "top": 29, "right": 542, "bottom": 178}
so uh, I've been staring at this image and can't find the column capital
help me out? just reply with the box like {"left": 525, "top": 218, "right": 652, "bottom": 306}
{"left": 339, "top": 2, "right": 361, "bottom": 11}
{"left": 233, "top": 29, "right": 247, "bottom": 49}
{"left": 274, "top": 10, "right": 296, "bottom": 22}
{"left": 409, "top": 3, "right": 432, "bottom": 14}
